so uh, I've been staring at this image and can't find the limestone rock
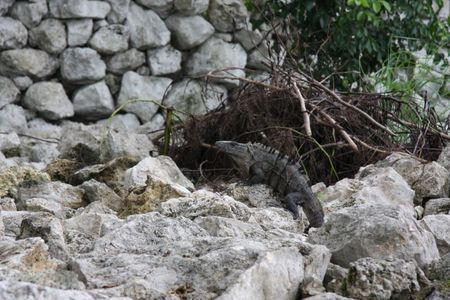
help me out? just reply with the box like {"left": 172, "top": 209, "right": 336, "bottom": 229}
{"left": 308, "top": 204, "right": 439, "bottom": 268}
{"left": 186, "top": 37, "right": 247, "bottom": 87}
{"left": 234, "top": 28, "right": 264, "bottom": 51}
{"left": 0, "top": 132, "right": 20, "bottom": 156}
{"left": 117, "top": 71, "right": 172, "bottom": 123}
{"left": 12, "top": 76, "right": 32, "bottom": 91}
{"left": 125, "top": 2, "right": 171, "bottom": 50}
{"left": 18, "top": 181, "right": 85, "bottom": 209}
{"left": 72, "top": 81, "right": 114, "bottom": 120}
{"left": 208, "top": 0, "right": 249, "bottom": 32}
{"left": 49, "top": 0, "right": 111, "bottom": 19}
{"left": 124, "top": 155, "right": 194, "bottom": 191}
{"left": 88, "top": 24, "right": 129, "bottom": 55}
{"left": 0, "top": 76, "right": 20, "bottom": 108}
{"left": 424, "top": 198, "right": 450, "bottom": 216}
{"left": 105, "top": 0, "right": 130, "bottom": 23}
{"left": 147, "top": 45, "right": 182, "bottom": 75}
{"left": 79, "top": 179, "right": 123, "bottom": 211}
{"left": 163, "top": 79, "right": 227, "bottom": 120}
{"left": 159, "top": 190, "right": 252, "bottom": 221}
{"left": 29, "top": 19, "right": 67, "bottom": 54}
{"left": 106, "top": 49, "right": 146, "bottom": 75}
{"left": 23, "top": 82, "right": 74, "bottom": 121}
{"left": 0, "top": 49, "right": 59, "bottom": 79}
{"left": 342, "top": 258, "right": 420, "bottom": 300}
{"left": 0, "top": 104, "right": 27, "bottom": 132}
{"left": 102, "top": 129, "right": 156, "bottom": 161}
{"left": 421, "top": 215, "right": 450, "bottom": 256}
{"left": 174, "top": 0, "right": 209, "bottom": 15}
{"left": 437, "top": 143, "right": 450, "bottom": 172}
{"left": 135, "top": 0, "right": 174, "bottom": 17}
{"left": 165, "top": 14, "right": 214, "bottom": 50}
{"left": 0, "top": 0, "right": 15, "bottom": 16}
{"left": 66, "top": 19, "right": 93, "bottom": 47}
{"left": 10, "top": 0, "right": 48, "bottom": 29}
{"left": 60, "top": 48, "right": 106, "bottom": 84}
{"left": 0, "top": 17, "right": 27, "bottom": 50}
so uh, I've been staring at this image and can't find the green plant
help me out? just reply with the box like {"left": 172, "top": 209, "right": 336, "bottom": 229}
{"left": 254, "top": 0, "right": 449, "bottom": 88}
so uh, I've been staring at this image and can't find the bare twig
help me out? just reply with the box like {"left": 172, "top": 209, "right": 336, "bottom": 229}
{"left": 293, "top": 82, "right": 312, "bottom": 136}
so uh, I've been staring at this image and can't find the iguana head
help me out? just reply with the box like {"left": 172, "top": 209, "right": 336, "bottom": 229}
{"left": 215, "top": 141, "right": 254, "bottom": 175}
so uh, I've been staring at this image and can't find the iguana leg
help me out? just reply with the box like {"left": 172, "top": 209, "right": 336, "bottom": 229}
{"left": 249, "top": 164, "right": 266, "bottom": 184}
{"left": 285, "top": 192, "right": 301, "bottom": 219}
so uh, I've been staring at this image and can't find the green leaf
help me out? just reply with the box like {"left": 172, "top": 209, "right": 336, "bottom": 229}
{"left": 372, "top": 2, "right": 381, "bottom": 13}
{"left": 381, "top": 1, "right": 391, "bottom": 12}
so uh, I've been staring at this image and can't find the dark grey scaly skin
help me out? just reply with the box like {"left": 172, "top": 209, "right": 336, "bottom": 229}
{"left": 215, "top": 141, "right": 324, "bottom": 227}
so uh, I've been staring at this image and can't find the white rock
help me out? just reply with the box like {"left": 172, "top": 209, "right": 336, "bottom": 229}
{"left": 66, "top": 19, "right": 93, "bottom": 47}
{"left": 23, "top": 82, "right": 74, "bottom": 121}
{"left": 0, "top": 17, "right": 27, "bottom": 50}
{"left": 60, "top": 47, "right": 106, "bottom": 84}
{"left": 73, "top": 81, "right": 115, "bottom": 120}
{"left": 208, "top": 0, "right": 249, "bottom": 32}
{"left": 0, "top": 48, "right": 59, "bottom": 79}
{"left": 125, "top": 2, "right": 171, "bottom": 50}
{"left": 105, "top": 0, "right": 130, "bottom": 23}
{"left": 0, "top": 76, "right": 20, "bottom": 108}
{"left": 147, "top": 45, "right": 182, "bottom": 75}
{"left": 0, "top": 104, "right": 27, "bottom": 132}
{"left": 117, "top": 71, "right": 172, "bottom": 123}
{"left": 29, "top": 19, "right": 67, "bottom": 54}
{"left": 165, "top": 14, "right": 214, "bottom": 50}
{"left": 10, "top": 0, "right": 48, "bottom": 29}
{"left": 186, "top": 37, "right": 247, "bottom": 87}
{"left": 174, "top": 0, "right": 209, "bottom": 15}
{"left": 107, "top": 49, "right": 146, "bottom": 75}
{"left": 124, "top": 155, "right": 194, "bottom": 191}
{"left": 421, "top": 215, "right": 450, "bottom": 256}
{"left": 89, "top": 24, "right": 129, "bottom": 55}
{"left": 49, "top": 0, "right": 111, "bottom": 19}
{"left": 135, "top": 0, "right": 174, "bottom": 17}
{"left": 163, "top": 79, "right": 227, "bottom": 120}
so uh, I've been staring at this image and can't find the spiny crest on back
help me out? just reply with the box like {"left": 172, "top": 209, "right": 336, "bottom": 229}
{"left": 249, "top": 142, "right": 303, "bottom": 170}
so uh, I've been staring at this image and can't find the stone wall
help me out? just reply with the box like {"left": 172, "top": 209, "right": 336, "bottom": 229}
{"left": 0, "top": 0, "right": 267, "bottom": 128}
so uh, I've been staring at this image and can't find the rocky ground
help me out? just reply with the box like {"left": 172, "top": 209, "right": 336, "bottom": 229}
{"left": 1, "top": 117, "right": 450, "bottom": 300}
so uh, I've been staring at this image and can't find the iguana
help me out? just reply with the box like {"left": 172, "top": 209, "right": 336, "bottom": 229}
{"left": 215, "top": 141, "right": 324, "bottom": 228}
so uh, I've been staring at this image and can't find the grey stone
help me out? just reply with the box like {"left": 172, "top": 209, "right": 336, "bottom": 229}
{"left": 163, "top": 79, "right": 227, "bottom": 120}
{"left": 29, "top": 19, "right": 67, "bottom": 54}
{"left": 0, "top": 132, "right": 20, "bottom": 155}
{"left": 61, "top": 47, "right": 106, "bottom": 84}
{"left": 208, "top": 0, "right": 249, "bottom": 32}
{"left": 73, "top": 81, "right": 114, "bottom": 120}
{"left": 425, "top": 253, "right": 450, "bottom": 281}
{"left": 66, "top": 19, "right": 93, "bottom": 47}
{"left": 124, "top": 155, "right": 194, "bottom": 190}
{"left": 194, "top": 215, "right": 266, "bottom": 238}
{"left": 147, "top": 45, "right": 182, "bottom": 75}
{"left": 89, "top": 24, "right": 129, "bottom": 55}
{"left": 174, "top": 0, "right": 209, "bottom": 15}
{"left": 234, "top": 28, "right": 264, "bottom": 51}
{"left": 437, "top": 143, "right": 450, "bottom": 172}
{"left": 303, "top": 293, "right": 354, "bottom": 300}
{"left": 117, "top": 71, "right": 172, "bottom": 123}
{"left": 79, "top": 179, "right": 123, "bottom": 211}
{"left": 125, "top": 2, "right": 171, "bottom": 50}
{"left": 165, "top": 15, "right": 214, "bottom": 50}
{"left": 135, "top": 0, "right": 174, "bottom": 17}
{"left": 23, "top": 82, "right": 74, "bottom": 121}
{"left": 0, "top": 49, "right": 59, "bottom": 79}
{"left": 97, "top": 113, "right": 141, "bottom": 133}
{"left": 26, "top": 118, "right": 62, "bottom": 141}
{"left": 186, "top": 37, "right": 247, "bottom": 87}
{"left": 247, "top": 44, "right": 273, "bottom": 71}
{"left": 49, "top": 0, "right": 111, "bottom": 19}
{"left": 421, "top": 215, "right": 450, "bottom": 256}
{"left": 307, "top": 204, "right": 439, "bottom": 269}
{"left": 29, "top": 143, "right": 60, "bottom": 164}
{"left": 375, "top": 153, "right": 450, "bottom": 205}
{"left": 0, "top": 197, "right": 16, "bottom": 211}
{"left": 344, "top": 258, "right": 420, "bottom": 300}
{"left": 106, "top": 49, "right": 146, "bottom": 75}
{"left": 18, "top": 181, "right": 85, "bottom": 209}
{"left": 93, "top": 19, "right": 108, "bottom": 31}
{"left": 0, "top": 104, "right": 27, "bottom": 132}
{"left": 214, "top": 32, "right": 233, "bottom": 42}
{"left": 136, "top": 66, "right": 150, "bottom": 76}
{"left": 0, "top": 17, "right": 27, "bottom": 50}
{"left": 138, "top": 113, "right": 165, "bottom": 133}
{"left": 159, "top": 190, "right": 252, "bottom": 221}
{"left": 105, "top": 0, "right": 130, "bottom": 23}
{"left": 104, "top": 73, "right": 121, "bottom": 95}
{"left": 10, "top": 0, "right": 48, "bottom": 29}
{"left": 102, "top": 130, "right": 156, "bottom": 161}
{"left": 0, "top": 76, "right": 20, "bottom": 108}
{"left": 0, "top": 0, "right": 15, "bottom": 16}
{"left": 12, "top": 76, "right": 32, "bottom": 91}
{"left": 424, "top": 198, "right": 450, "bottom": 215}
